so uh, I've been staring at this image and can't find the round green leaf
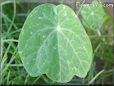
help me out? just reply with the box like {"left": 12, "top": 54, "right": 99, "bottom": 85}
{"left": 80, "top": 1, "right": 108, "bottom": 30}
{"left": 18, "top": 3, "right": 93, "bottom": 82}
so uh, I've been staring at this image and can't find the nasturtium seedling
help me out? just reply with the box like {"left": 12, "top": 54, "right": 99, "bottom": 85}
{"left": 18, "top": 3, "right": 93, "bottom": 82}
{"left": 80, "top": 1, "right": 108, "bottom": 30}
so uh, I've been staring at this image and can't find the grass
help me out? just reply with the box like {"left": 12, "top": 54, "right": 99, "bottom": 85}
{"left": 0, "top": 0, "right": 114, "bottom": 85}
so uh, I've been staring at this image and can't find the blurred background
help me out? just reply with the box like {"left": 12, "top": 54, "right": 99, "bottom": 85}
{"left": 0, "top": 0, "right": 114, "bottom": 85}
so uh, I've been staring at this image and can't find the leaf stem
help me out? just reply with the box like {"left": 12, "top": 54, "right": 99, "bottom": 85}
{"left": 88, "top": 69, "right": 104, "bottom": 84}
{"left": 77, "top": 0, "right": 85, "bottom": 16}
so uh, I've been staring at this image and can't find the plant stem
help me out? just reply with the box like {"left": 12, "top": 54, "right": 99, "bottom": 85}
{"left": 88, "top": 69, "right": 104, "bottom": 85}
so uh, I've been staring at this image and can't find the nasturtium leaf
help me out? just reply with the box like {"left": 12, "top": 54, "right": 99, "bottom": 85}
{"left": 80, "top": 1, "right": 108, "bottom": 30}
{"left": 18, "top": 3, "right": 93, "bottom": 82}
